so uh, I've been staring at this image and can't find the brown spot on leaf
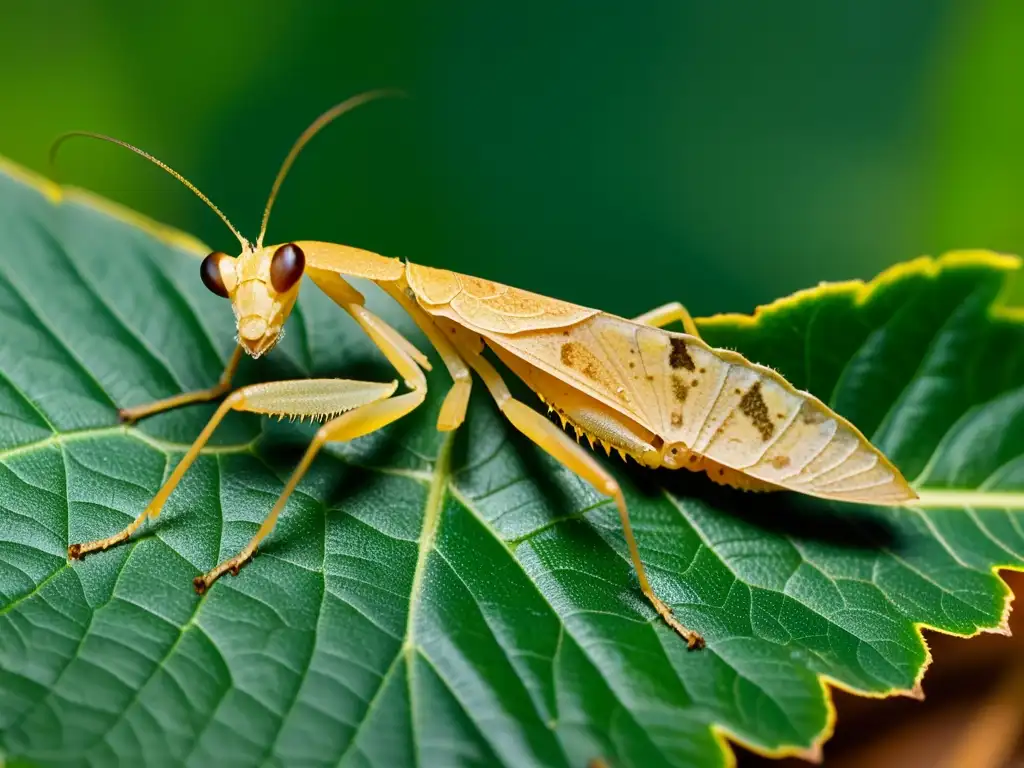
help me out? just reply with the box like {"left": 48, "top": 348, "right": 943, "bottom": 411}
{"left": 739, "top": 381, "right": 774, "bottom": 441}
{"left": 669, "top": 338, "right": 695, "bottom": 371}
{"left": 771, "top": 455, "right": 791, "bottom": 469}
{"left": 671, "top": 374, "right": 688, "bottom": 404}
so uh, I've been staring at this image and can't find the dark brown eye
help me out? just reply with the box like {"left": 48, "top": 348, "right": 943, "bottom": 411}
{"left": 200, "top": 252, "right": 230, "bottom": 298}
{"left": 270, "top": 243, "right": 305, "bottom": 292}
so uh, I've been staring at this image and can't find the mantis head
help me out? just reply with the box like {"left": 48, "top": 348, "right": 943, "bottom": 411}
{"left": 50, "top": 89, "right": 403, "bottom": 360}
{"left": 199, "top": 243, "right": 304, "bottom": 358}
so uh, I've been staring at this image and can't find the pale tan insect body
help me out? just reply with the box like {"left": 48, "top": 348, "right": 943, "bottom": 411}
{"left": 58, "top": 93, "right": 915, "bottom": 651}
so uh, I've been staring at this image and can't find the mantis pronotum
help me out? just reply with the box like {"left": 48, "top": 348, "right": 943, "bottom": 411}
{"left": 58, "top": 92, "right": 916, "bottom": 650}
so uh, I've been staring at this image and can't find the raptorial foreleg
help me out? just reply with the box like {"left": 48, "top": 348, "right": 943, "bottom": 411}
{"left": 69, "top": 377, "right": 399, "bottom": 562}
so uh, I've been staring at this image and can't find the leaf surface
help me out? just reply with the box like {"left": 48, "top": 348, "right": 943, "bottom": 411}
{"left": 1, "top": 161, "right": 1022, "bottom": 767}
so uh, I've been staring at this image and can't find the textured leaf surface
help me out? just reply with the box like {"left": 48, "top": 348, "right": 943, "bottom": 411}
{"left": 0, "top": 160, "right": 1022, "bottom": 768}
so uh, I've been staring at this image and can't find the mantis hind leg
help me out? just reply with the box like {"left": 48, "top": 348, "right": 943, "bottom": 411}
{"left": 632, "top": 301, "right": 701, "bottom": 338}
{"left": 451, "top": 341, "right": 705, "bottom": 649}
{"left": 118, "top": 345, "right": 244, "bottom": 423}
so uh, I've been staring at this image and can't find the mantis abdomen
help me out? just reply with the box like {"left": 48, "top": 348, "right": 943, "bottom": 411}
{"left": 406, "top": 264, "right": 915, "bottom": 506}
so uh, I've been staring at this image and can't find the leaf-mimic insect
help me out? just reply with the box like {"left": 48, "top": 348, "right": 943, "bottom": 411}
{"left": 57, "top": 91, "right": 916, "bottom": 649}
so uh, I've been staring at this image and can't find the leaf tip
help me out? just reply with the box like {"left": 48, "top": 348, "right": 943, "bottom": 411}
{"left": 796, "top": 743, "right": 824, "bottom": 764}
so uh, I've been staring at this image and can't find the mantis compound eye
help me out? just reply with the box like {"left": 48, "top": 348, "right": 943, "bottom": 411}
{"left": 270, "top": 243, "right": 305, "bottom": 292}
{"left": 200, "top": 251, "right": 231, "bottom": 298}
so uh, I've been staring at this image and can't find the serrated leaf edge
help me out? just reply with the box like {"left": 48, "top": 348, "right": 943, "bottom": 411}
{"left": 698, "top": 250, "right": 1024, "bottom": 764}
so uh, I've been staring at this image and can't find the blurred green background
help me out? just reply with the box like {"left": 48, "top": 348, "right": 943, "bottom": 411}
{"left": 3, "top": 4, "right": 1024, "bottom": 766}
{"left": 2, "top": 0, "right": 1023, "bottom": 319}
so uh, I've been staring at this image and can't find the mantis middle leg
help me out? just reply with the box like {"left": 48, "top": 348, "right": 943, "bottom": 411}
{"left": 632, "top": 301, "right": 701, "bottom": 338}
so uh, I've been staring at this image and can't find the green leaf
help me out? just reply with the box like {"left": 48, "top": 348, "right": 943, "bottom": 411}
{"left": 1, "top": 158, "right": 1022, "bottom": 768}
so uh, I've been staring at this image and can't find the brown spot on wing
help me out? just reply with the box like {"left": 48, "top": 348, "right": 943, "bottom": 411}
{"left": 669, "top": 338, "right": 696, "bottom": 371}
{"left": 671, "top": 374, "right": 688, "bottom": 404}
{"left": 801, "top": 402, "right": 827, "bottom": 425}
{"left": 771, "top": 455, "right": 791, "bottom": 469}
{"left": 561, "top": 342, "right": 604, "bottom": 384}
{"left": 739, "top": 381, "right": 774, "bottom": 441}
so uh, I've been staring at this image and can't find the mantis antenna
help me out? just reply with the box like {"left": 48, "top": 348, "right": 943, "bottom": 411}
{"left": 255, "top": 88, "right": 406, "bottom": 249}
{"left": 50, "top": 131, "right": 250, "bottom": 252}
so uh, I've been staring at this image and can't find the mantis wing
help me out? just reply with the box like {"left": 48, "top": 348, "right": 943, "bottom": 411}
{"left": 406, "top": 263, "right": 915, "bottom": 505}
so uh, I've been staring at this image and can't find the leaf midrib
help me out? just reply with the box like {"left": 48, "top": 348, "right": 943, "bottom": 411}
{"left": 0, "top": 425, "right": 258, "bottom": 463}
{"left": 365, "top": 430, "right": 453, "bottom": 768}
{"left": 913, "top": 490, "right": 1024, "bottom": 509}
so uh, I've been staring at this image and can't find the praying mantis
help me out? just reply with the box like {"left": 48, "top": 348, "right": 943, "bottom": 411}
{"left": 58, "top": 91, "right": 916, "bottom": 650}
